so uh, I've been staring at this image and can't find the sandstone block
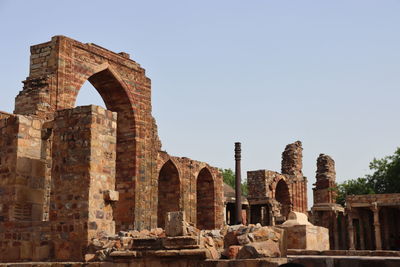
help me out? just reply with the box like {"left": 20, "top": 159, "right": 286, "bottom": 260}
{"left": 165, "top": 211, "right": 188, "bottom": 237}
{"left": 221, "top": 245, "right": 242, "bottom": 259}
{"left": 281, "top": 224, "right": 329, "bottom": 250}
{"left": 237, "top": 239, "right": 281, "bottom": 259}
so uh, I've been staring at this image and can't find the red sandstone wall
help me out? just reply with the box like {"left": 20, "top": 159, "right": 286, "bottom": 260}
{"left": 14, "top": 36, "right": 161, "bottom": 230}
{"left": 0, "top": 113, "right": 46, "bottom": 222}
{"left": 157, "top": 152, "right": 224, "bottom": 230}
{"left": 50, "top": 105, "right": 117, "bottom": 238}
{"left": 247, "top": 141, "right": 308, "bottom": 217}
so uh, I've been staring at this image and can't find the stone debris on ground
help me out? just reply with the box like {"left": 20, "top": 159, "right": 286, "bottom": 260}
{"left": 219, "top": 224, "right": 286, "bottom": 259}
{"left": 86, "top": 222, "right": 286, "bottom": 261}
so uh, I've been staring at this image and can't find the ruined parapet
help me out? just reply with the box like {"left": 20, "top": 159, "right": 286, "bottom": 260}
{"left": 247, "top": 170, "right": 268, "bottom": 199}
{"left": 0, "top": 113, "right": 46, "bottom": 222}
{"left": 316, "top": 154, "right": 336, "bottom": 182}
{"left": 311, "top": 153, "right": 344, "bottom": 250}
{"left": 313, "top": 154, "right": 337, "bottom": 204}
{"left": 281, "top": 141, "right": 303, "bottom": 177}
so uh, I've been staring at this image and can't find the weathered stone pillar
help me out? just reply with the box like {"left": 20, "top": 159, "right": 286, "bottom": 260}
{"left": 340, "top": 214, "right": 346, "bottom": 249}
{"left": 372, "top": 203, "right": 382, "bottom": 250}
{"left": 364, "top": 211, "right": 372, "bottom": 249}
{"left": 383, "top": 207, "right": 390, "bottom": 250}
{"left": 223, "top": 204, "right": 227, "bottom": 225}
{"left": 347, "top": 211, "right": 355, "bottom": 250}
{"left": 359, "top": 212, "right": 365, "bottom": 250}
{"left": 333, "top": 212, "right": 340, "bottom": 250}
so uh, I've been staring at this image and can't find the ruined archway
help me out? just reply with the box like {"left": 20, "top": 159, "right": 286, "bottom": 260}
{"left": 196, "top": 168, "right": 215, "bottom": 230}
{"left": 275, "top": 179, "right": 291, "bottom": 220}
{"left": 77, "top": 68, "right": 137, "bottom": 229}
{"left": 157, "top": 160, "right": 180, "bottom": 228}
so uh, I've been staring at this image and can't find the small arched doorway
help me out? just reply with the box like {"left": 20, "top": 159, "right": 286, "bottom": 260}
{"left": 275, "top": 179, "right": 291, "bottom": 220}
{"left": 157, "top": 160, "right": 180, "bottom": 228}
{"left": 196, "top": 168, "right": 215, "bottom": 229}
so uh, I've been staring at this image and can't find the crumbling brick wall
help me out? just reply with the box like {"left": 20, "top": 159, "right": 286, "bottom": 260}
{"left": 313, "top": 154, "right": 337, "bottom": 204}
{"left": 0, "top": 112, "right": 46, "bottom": 222}
{"left": 247, "top": 141, "right": 308, "bottom": 224}
{"left": 0, "top": 36, "right": 224, "bottom": 261}
{"left": 157, "top": 152, "right": 224, "bottom": 230}
{"left": 13, "top": 36, "right": 160, "bottom": 230}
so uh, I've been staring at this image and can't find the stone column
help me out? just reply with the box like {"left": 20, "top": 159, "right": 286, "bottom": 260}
{"left": 223, "top": 203, "right": 227, "bottom": 224}
{"left": 364, "top": 211, "right": 372, "bottom": 249}
{"left": 359, "top": 212, "right": 365, "bottom": 250}
{"left": 333, "top": 212, "right": 340, "bottom": 250}
{"left": 234, "top": 142, "right": 242, "bottom": 224}
{"left": 347, "top": 210, "right": 355, "bottom": 250}
{"left": 340, "top": 214, "right": 347, "bottom": 249}
{"left": 383, "top": 207, "right": 390, "bottom": 250}
{"left": 372, "top": 203, "right": 382, "bottom": 250}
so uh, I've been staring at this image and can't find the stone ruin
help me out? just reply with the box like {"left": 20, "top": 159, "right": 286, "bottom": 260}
{"left": 1, "top": 36, "right": 400, "bottom": 267}
{"left": 246, "top": 141, "right": 308, "bottom": 225}
{"left": 0, "top": 36, "right": 224, "bottom": 261}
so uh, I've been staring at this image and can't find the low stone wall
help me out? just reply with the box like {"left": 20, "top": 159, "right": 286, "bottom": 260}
{"left": 0, "top": 221, "right": 90, "bottom": 261}
{"left": 0, "top": 259, "right": 289, "bottom": 267}
{"left": 2, "top": 256, "right": 400, "bottom": 267}
{"left": 289, "top": 255, "right": 400, "bottom": 267}
{"left": 288, "top": 249, "right": 400, "bottom": 257}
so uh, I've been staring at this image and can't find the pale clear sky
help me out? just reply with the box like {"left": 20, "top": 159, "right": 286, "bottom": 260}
{"left": 1, "top": 1, "right": 399, "bottom": 208}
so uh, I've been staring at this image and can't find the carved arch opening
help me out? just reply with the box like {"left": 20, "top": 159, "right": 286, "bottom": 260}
{"left": 275, "top": 179, "right": 291, "bottom": 220}
{"left": 196, "top": 167, "right": 215, "bottom": 230}
{"left": 157, "top": 160, "right": 181, "bottom": 228}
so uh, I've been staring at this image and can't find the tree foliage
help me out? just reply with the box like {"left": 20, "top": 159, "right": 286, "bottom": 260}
{"left": 220, "top": 168, "right": 248, "bottom": 196}
{"left": 336, "top": 147, "right": 400, "bottom": 205}
{"left": 336, "top": 178, "right": 375, "bottom": 206}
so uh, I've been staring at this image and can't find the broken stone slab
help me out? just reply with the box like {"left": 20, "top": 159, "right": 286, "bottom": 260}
{"left": 237, "top": 239, "right": 282, "bottom": 259}
{"left": 224, "top": 230, "right": 239, "bottom": 248}
{"left": 165, "top": 211, "right": 188, "bottom": 237}
{"left": 221, "top": 245, "right": 242, "bottom": 259}
{"left": 237, "top": 233, "right": 251, "bottom": 245}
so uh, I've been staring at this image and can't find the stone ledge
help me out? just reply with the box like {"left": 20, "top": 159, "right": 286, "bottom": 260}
{"left": 110, "top": 248, "right": 208, "bottom": 259}
{"left": 288, "top": 249, "right": 400, "bottom": 257}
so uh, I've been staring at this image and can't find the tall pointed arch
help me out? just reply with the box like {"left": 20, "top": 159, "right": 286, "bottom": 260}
{"left": 76, "top": 67, "right": 137, "bottom": 229}
{"left": 196, "top": 167, "right": 215, "bottom": 229}
{"left": 275, "top": 179, "right": 291, "bottom": 220}
{"left": 157, "top": 160, "right": 181, "bottom": 228}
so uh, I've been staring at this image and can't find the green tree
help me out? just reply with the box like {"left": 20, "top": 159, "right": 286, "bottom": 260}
{"left": 220, "top": 168, "right": 248, "bottom": 196}
{"left": 336, "top": 178, "right": 375, "bottom": 206}
{"left": 366, "top": 147, "right": 400, "bottom": 194}
{"left": 336, "top": 147, "right": 400, "bottom": 205}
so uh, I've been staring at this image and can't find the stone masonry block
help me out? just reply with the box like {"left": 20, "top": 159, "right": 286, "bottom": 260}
{"left": 165, "top": 211, "right": 188, "bottom": 237}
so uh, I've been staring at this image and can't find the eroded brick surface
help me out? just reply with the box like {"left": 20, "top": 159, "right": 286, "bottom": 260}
{"left": 0, "top": 36, "right": 223, "bottom": 261}
{"left": 247, "top": 141, "right": 308, "bottom": 225}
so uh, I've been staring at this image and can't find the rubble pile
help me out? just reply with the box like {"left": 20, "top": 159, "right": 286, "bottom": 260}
{"left": 86, "top": 228, "right": 167, "bottom": 261}
{"left": 86, "top": 212, "right": 287, "bottom": 261}
{"left": 220, "top": 224, "right": 286, "bottom": 259}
